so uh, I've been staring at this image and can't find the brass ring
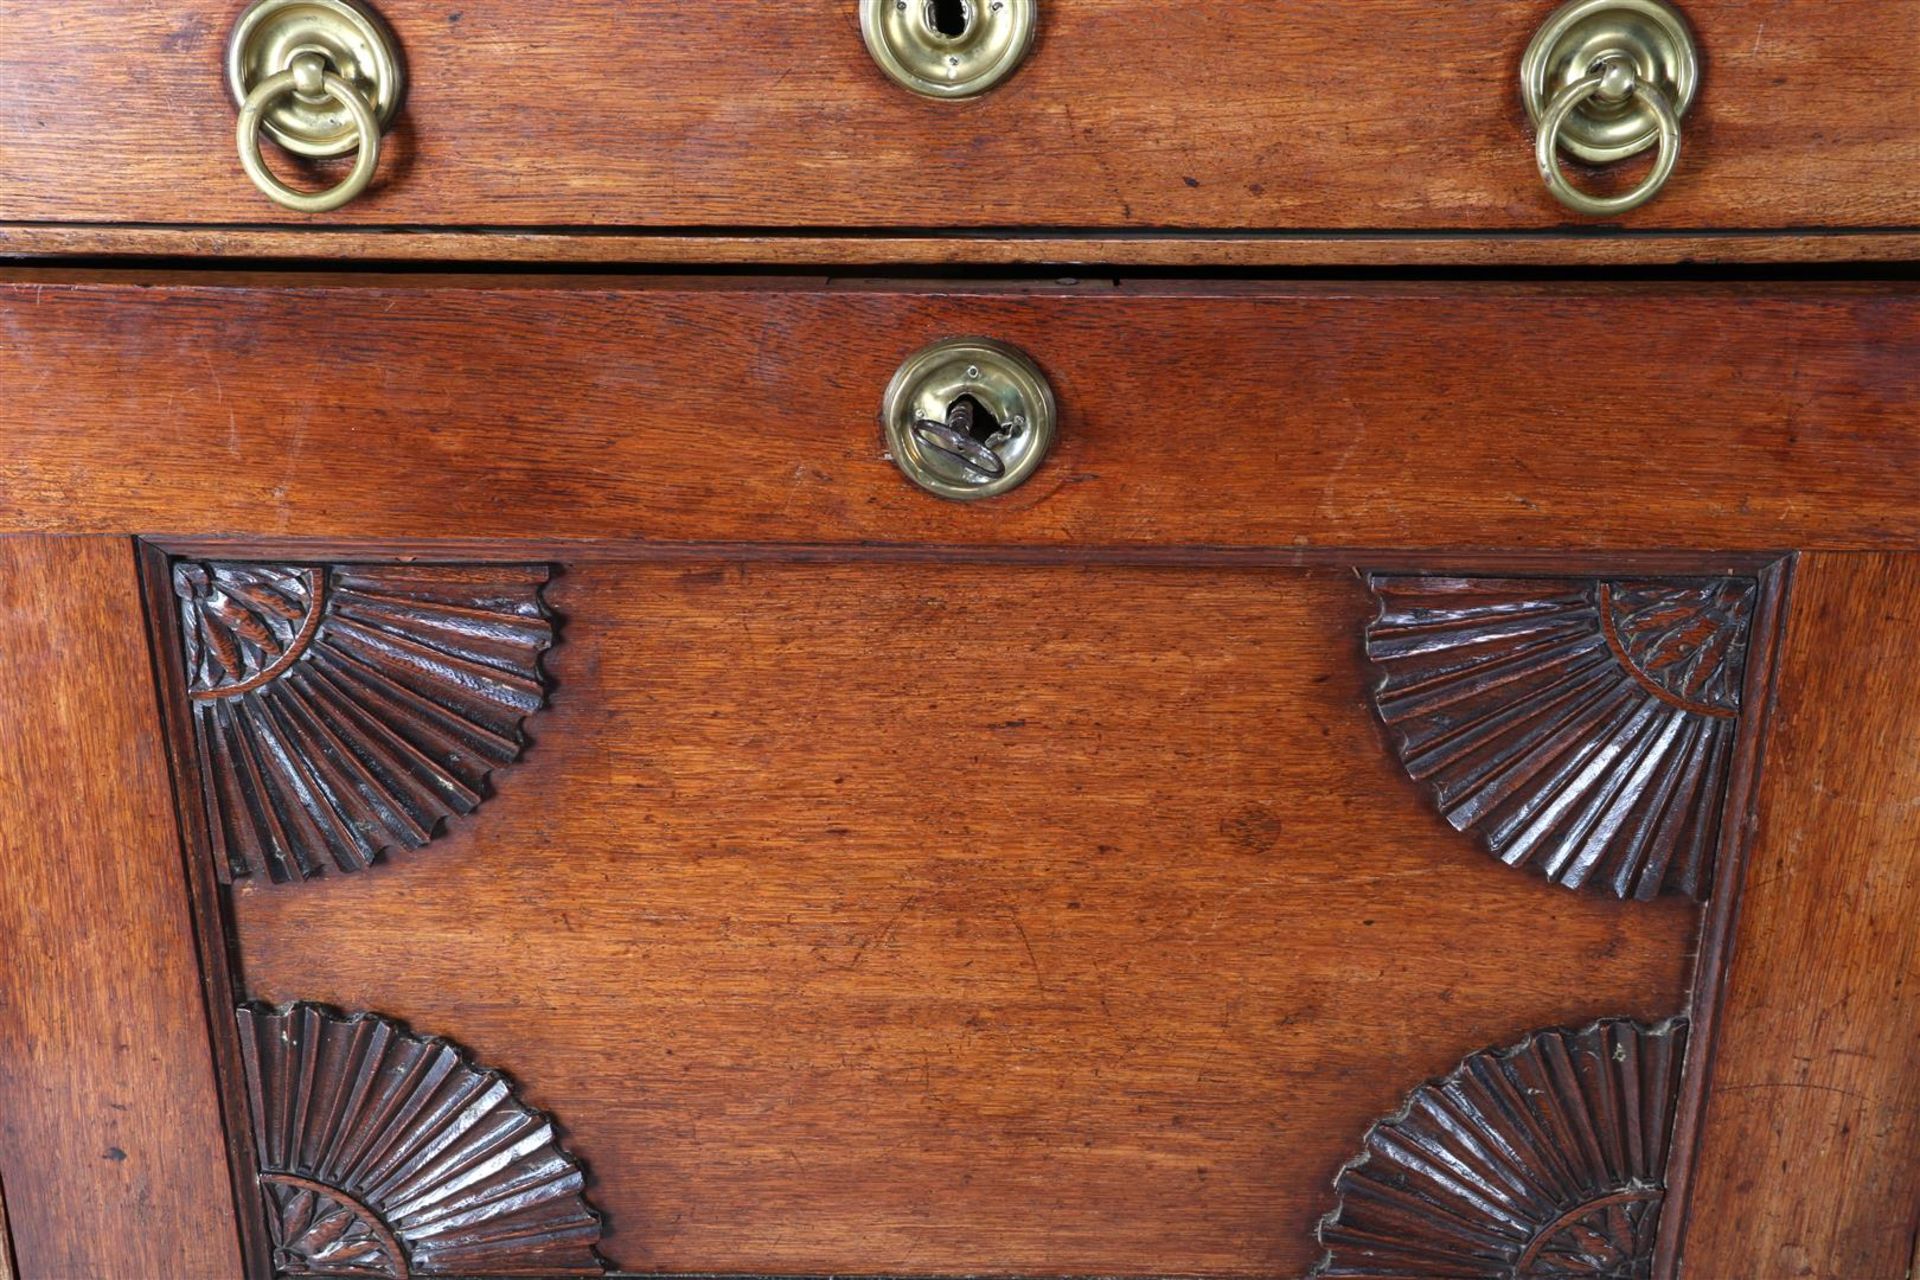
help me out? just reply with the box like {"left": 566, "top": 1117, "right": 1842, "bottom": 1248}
{"left": 236, "top": 67, "right": 380, "bottom": 213}
{"left": 1536, "top": 71, "right": 1681, "bottom": 217}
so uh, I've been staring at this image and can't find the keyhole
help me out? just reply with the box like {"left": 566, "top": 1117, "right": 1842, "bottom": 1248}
{"left": 926, "top": 0, "right": 971, "bottom": 38}
{"left": 949, "top": 395, "right": 1001, "bottom": 441}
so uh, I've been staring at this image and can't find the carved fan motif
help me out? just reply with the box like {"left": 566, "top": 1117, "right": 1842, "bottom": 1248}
{"left": 237, "top": 1003, "right": 605, "bottom": 1278}
{"left": 1312, "top": 1017, "right": 1688, "bottom": 1279}
{"left": 1364, "top": 576, "right": 1756, "bottom": 899}
{"left": 263, "top": 1176, "right": 405, "bottom": 1277}
{"left": 175, "top": 562, "right": 554, "bottom": 883}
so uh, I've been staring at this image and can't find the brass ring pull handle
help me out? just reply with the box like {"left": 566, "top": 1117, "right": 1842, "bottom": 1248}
{"left": 226, "top": 0, "right": 405, "bottom": 214}
{"left": 1535, "top": 56, "right": 1680, "bottom": 217}
{"left": 237, "top": 54, "right": 380, "bottom": 214}
{"left": 1521, "top": 0, "right": 1699, "bottom": 219}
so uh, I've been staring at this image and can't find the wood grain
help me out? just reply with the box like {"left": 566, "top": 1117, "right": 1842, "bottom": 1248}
{"left": 0, "top": 536, "right": 242, "bottom": 1278}
{"left": 1, "top": 3, "right": 1918, "bottom": 232}
{"left": 1680, "top": 553, "right": 1920, "bottom": 1280}
{"left": 3, "top": 275, "right": 1920, "bottom": 551}
{"left": 226, "top": 562, "right": 1699, "bottom": 1276}
{"left": 11, "top": 225, "right": 1920, "bottom": 268}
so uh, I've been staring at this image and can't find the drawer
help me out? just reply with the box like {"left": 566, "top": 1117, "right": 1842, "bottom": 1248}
{"left": 0, "top": 275, "right": 1916, "bottom": 550}
{"left": 1, "top": 3, "right": 1918, "bottom": 239}
{"left": 0, "top": 272, "right": 1915, "bottom": 1279}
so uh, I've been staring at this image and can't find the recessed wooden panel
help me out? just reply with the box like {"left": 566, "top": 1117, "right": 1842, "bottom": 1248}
{"left": 1, "top": 3, "right": 1918, "bottom": 232}
{"left": 0, "top": 536, "right": 242, "bottom": 1279}
{"left": 4, "top": 276, "right": 1920, "bottom": 552}
{"left": 227, "top": 562, "right": 1697, "bottom": 1275}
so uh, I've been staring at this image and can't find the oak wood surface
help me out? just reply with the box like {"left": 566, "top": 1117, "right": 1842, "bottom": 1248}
{"left": 1681, "top": 553, "right": 1920, "bottom": 1280}
{"left": 0, "top": 536, "right": 242, "bottom": 1279}
{"left": 225, "top": 561, "right": 1700, "bottom": 1276}
{"left": 3, "top": 276, "right": 1920, "bottom": 552}
{"left": 1, "top": 3, "right": 1918, "bottom": 234}
{"left": 11, "top": 225, "right": 1920, "bottom": 268}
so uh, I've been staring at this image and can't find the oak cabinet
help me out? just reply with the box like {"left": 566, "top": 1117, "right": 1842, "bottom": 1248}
{"left": 1, "top": 5, "right": 1916, "bottom": 1278}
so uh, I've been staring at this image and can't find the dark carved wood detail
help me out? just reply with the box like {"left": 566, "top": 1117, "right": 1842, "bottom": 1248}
{"left": 1312, "top": 1017, "right": 1688, "bottom": 1279}
{"left": 262, "top": 1175, "right": 405, "bottom": 1278}
{"left": 236, "top": 1003, "right": 605, "bottom": 1278}
{"left": 1364, "top": 576, "right": 1756, "bottom": 899}
{"left": 175, "top": 562, "right": 554, "bottom": 883}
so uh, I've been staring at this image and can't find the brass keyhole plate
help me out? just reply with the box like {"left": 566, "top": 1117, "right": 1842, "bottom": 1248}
{"left": 227, "top": 0, "right": 405, "bottom": 157}
{"left": 859, "top": 0, "right": 1037, "bottom": 99}
{"left": 1521, "top": 0, "right": 1697, "bottom": 163}
{"left": 884, "top": 338, "right": 1057, "bottom": 501}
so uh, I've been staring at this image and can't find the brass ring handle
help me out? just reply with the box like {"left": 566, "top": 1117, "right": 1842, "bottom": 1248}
{"left": 1521, "top": 0, "right": 1698, "bottom": 219}
{"left": 236, "top": 53, "right": 381, "bottom": 214}
{"left": 1535, "top": 59, "right": 1681, "bottom": 217}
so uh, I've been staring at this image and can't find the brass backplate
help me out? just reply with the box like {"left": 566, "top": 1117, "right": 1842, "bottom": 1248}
{"left": 860, "top": 0, "right": 1037, "bottom": 99}
{"left": 1521, "top": 0, "right": 1698, "bottom": 163}
{"left": 884, "top": 338, "right": 1057, "bottom": 500}
{"left": 226, "top": 0, "right": 404, "bottom": 157}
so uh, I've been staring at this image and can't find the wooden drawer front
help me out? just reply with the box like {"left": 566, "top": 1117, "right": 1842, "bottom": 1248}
{"left": 2, "top": 276, "right": 1918, "bottom": 551}
{"left": 2, "top": 3, "right": 1919, "bottom": 232}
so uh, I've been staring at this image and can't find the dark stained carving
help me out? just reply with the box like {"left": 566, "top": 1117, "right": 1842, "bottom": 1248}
{"left": 236, "top": 1002, "right": 605, "bottom": 1277}
{"left": 262, "top": 1175, "right": 405, "bottom": 1277}
{"left": 175, "top": 562, "right": 554, "bottom": 883}
{"left": 1364, "top": 576, "right": 1755, "bottom": 899}
{"left": 1312, "top": 1017, "right": 1688, "bottom": 1279}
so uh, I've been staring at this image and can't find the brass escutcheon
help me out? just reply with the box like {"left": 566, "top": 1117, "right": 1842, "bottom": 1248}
{"left": 883, "top": 338, "right": 1057, "bottom": 500}
{"left": 227, "top": 0, "right": 405, "bottom": 211}
{"left": 1521, "top": 0, "right": 1699, "bottom": 216}
{"left": 859, "top": 0, "right": 1037, "bottom": 99}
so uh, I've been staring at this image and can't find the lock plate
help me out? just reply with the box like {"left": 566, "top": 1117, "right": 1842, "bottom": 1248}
{"left": 227, "top": 0, "right": 404, "bottom": 157}
{"left": 1521, "top": 0, "right": 1697, "bottom": 163}
{"left": 860, "top": 0, "right": 1037, "bottom": 99}
{"left": 884, "top": 338, "right": 1056, "bottom": 501}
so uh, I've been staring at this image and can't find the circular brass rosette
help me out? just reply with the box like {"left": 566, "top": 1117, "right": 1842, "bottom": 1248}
{"left": 227, "top": 0, "right": 404, "bottom": 158}
{"left": 1521, "top": 0, "right": 1698, "bottom": 216}
{"left": 883, "top": 337, "right": 1057, "bottom": 501}
{"left": 860, "top": 0, "right": 1037, "bottom": 99}
{"left": 1521, "top": 0, "right": 1697, "bottom": 164}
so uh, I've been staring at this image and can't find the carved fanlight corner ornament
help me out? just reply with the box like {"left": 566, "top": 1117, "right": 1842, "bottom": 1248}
{"left": 1364, "top": 576, "right": 1755, "bottom": 900}
{"left": 1312, "top": 1016, "right": 1688, "bottom": 1279}
{"left": 175, "top": 561, "right": 556, "bottom": 884}
{"left": 236, "top": 1002, "right": 606, "bottom": 1277}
